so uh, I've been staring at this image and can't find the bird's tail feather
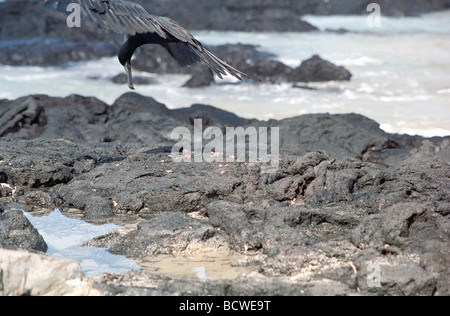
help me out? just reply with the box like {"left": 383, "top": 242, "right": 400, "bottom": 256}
{"left": 164, "top": 43, "right": 259, "bottom": 82}
{"left": 202, "top": 48, "right": 260, "bottom": 82}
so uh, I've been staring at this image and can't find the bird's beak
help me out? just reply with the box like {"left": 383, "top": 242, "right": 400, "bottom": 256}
{"left": 124, "top": 61, "right": 135, "bottom": 90}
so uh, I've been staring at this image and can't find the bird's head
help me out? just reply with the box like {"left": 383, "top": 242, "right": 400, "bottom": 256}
{"left": 118, "top": 55, "right": 135, "bottom": 90}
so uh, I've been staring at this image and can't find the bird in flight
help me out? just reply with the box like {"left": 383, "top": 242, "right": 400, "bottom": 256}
{"left": 43, "top": 0, "right": 257, "bottom": 89}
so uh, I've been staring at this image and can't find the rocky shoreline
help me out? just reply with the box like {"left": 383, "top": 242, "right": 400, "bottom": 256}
{"left": 1, "top": 92, "right": 449, "bottom": 296}
{"left": 1, "top": 0, "right": 449, "bottom": 297}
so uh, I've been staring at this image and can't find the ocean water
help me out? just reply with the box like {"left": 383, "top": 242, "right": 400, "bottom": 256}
{"left": 0, "top": 11, "right": 449, "bottom": 137}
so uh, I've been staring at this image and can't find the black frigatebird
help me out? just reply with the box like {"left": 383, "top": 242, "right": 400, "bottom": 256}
{"left": 43, "top": 0, "right": 257, "bottom": 89}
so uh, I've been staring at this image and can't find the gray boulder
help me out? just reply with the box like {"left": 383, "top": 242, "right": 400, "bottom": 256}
{"left": 290, "top": 55, "right": 352, "bottom": 82}
{"left": 0, "top": 249, "right": 99, "bottom": 296}
{"left": 0, "top": 210, "right": 47, "bottom": 252}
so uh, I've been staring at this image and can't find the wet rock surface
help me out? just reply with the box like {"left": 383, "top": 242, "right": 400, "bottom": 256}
{"left": 0, "top": 92, "right": 449, "bottom": 295}
{"left": 126, "top": 0, "right": 319, "bottom": 32}
{"left": 289, "top": 55, "right": 352, "bottom": 82}
{"left": 0, "top": 1, "right": 120, "bottom": 66}
{"left": 133, "top": 0, "right": 450, "bottom": 31}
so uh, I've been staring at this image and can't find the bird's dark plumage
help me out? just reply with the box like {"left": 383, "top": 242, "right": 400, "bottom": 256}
{"left": 43, "top": 0, "right": 257, "bottom": 89}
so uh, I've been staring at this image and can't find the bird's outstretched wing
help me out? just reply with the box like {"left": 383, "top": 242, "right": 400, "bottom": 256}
{"left": 43, "top": 0, "right": 258, "bottom": 81}
{"left": 43, "top": 0, "right": 167, "bottom": 37}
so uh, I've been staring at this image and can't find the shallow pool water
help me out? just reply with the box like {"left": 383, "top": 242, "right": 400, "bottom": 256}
{"left": 23, "top": 209, "right": 140, "bottom": 277}
{"left": 20, "top": 209, "right": 261, "bottom": 280}
{"left": 138, "top": 252, "right": 262, "bottom": 281}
